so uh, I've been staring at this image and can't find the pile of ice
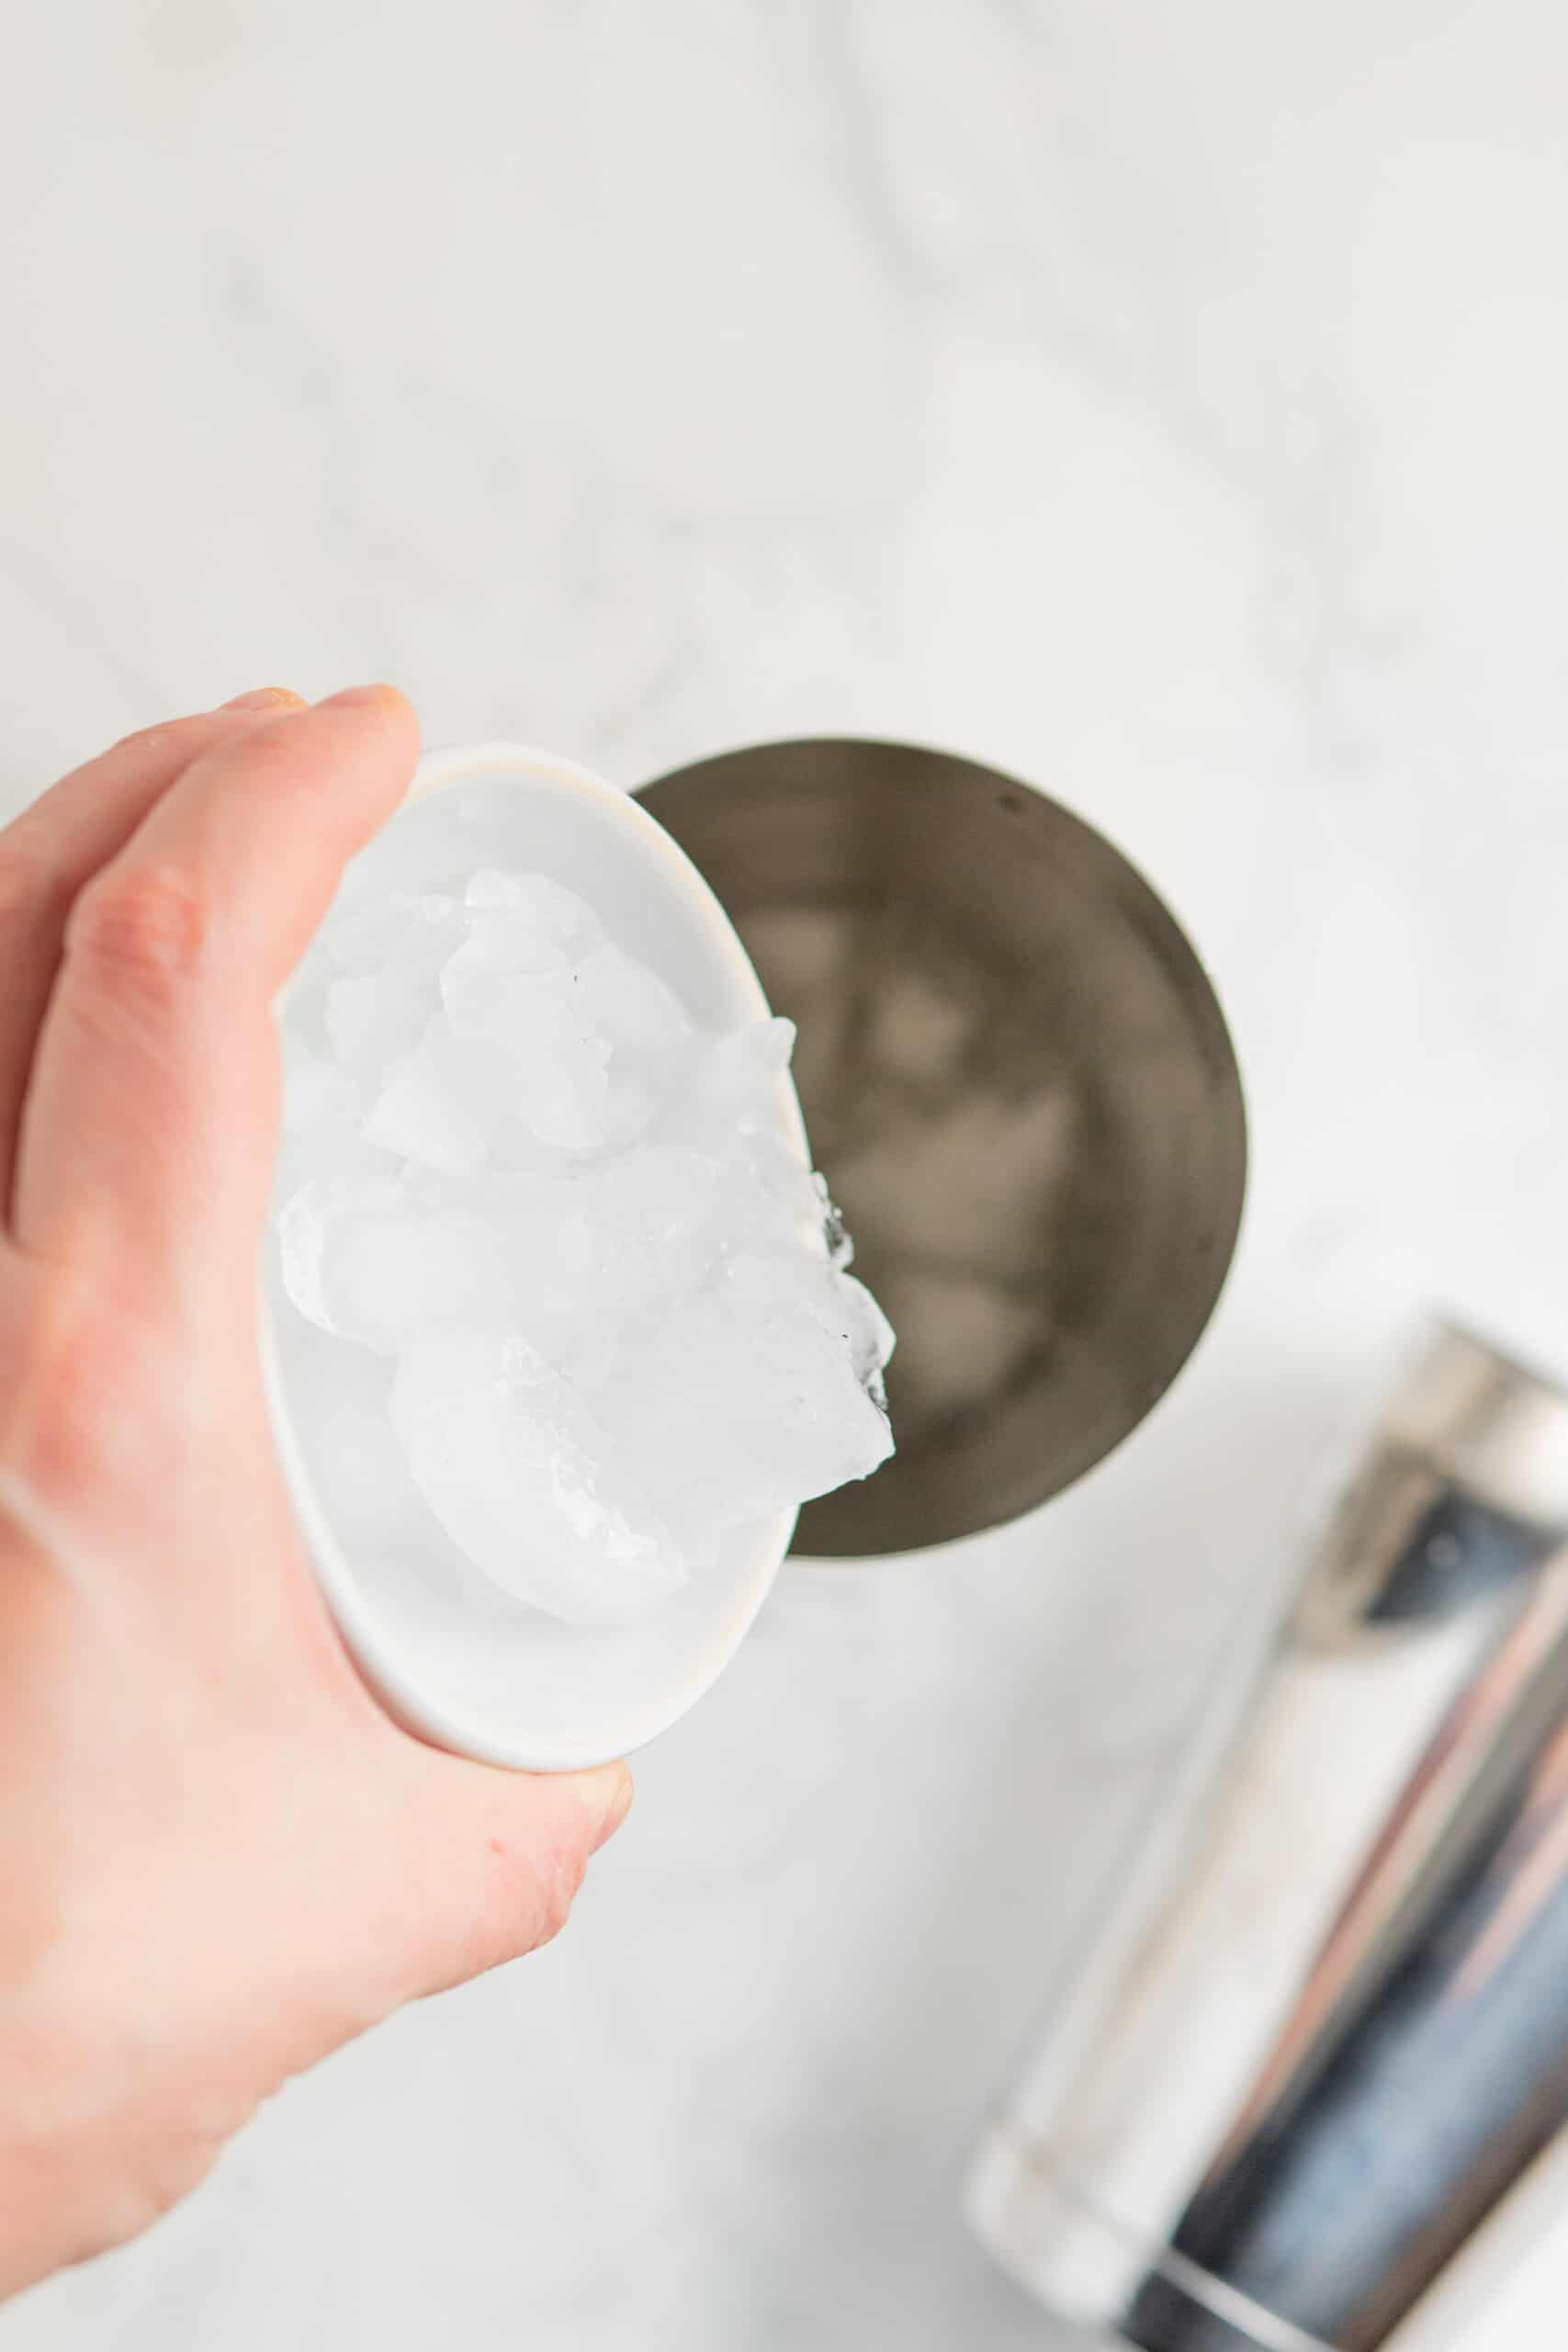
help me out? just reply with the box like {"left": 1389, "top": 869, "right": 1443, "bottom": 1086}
{"left": 274, "top": 866, "right": 894, "bottom": 1625}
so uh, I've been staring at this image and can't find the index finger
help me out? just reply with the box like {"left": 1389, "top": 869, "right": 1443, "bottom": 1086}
{"left": 12, "top": 686, "right": 420, "bottom": 1305}
{"left": 0, "top": 693, "right": 306, "bottom": 1219}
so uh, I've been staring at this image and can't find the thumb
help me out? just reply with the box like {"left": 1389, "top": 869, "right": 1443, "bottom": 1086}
{"left": 394, "top": 1752, "right": 633, "bottom": 2000}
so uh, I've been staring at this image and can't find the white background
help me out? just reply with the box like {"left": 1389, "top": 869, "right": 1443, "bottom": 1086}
{"left": 3, "top": 5, "right": 1566, "bottom": 2346}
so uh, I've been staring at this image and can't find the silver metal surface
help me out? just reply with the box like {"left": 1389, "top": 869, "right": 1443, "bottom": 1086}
{"left": 637, "top": 738, "right": 1247, "bottom": 1556}
{"left": 968, "top": 1323, "right": 1568, "bottom": 2350}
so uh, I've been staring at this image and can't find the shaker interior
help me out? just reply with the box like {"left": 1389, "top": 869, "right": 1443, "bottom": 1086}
{"left": 638, "top": 738, "right": 1247, "bottom": 1556}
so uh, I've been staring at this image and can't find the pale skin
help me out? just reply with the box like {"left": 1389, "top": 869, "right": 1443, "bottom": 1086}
{"left": 0, "top": 686, "right": 631, "bottom": 2301}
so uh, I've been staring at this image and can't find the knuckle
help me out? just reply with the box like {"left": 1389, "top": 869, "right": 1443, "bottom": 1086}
{"left": 69, "top": 862, "right": 209, "bottom": 992}
{"left": 1, "top": 1272, "right": 140, "bottom": 1490}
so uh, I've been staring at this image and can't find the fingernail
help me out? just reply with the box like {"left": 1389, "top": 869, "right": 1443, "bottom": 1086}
{"left": 317, "top": 682, "right": 403, "bottom": 710}
{"left": 593, "top": 1771, "right": 635, "bottom": 1851}
{"left": 222, "top": 686, "right": 306, "bottom": 711}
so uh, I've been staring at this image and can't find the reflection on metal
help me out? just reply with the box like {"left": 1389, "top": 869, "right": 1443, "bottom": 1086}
{"left": 969, "top": 1325, "right": 1568, "bottom": 2350}
{"left": 637, "top": 738, "right": 1247, "bottom": 1556}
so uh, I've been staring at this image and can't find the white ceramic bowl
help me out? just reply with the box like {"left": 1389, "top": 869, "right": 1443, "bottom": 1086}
{"left": 261, "top": 741, "right": 805, "bottom": 1772}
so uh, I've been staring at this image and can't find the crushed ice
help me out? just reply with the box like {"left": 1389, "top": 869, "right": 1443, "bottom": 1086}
{"left": 274, "top": 865, "right": 894, "bottom": 1625}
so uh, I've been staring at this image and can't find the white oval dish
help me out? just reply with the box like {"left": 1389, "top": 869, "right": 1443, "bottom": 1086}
{"left": 261, "top": 741, "right": 806, "bottom": 1771}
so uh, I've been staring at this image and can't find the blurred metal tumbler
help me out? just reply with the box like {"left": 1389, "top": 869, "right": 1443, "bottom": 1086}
{"left": 967, "top": 1323, "right": 1568, "bottom": 2349}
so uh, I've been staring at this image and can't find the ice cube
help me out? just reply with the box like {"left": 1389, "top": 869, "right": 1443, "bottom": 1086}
{"left": 441, "top": 936, "right": 562, "bottom": 1039}
{"left": 829, "top": 1084, "right": 1077, "bottom": 1283}
{"left": 656, "top": 1020, "right": 793, "bottom": 1154}
{"left": 604, "top": 1071, "right": 658, "bottom": 1147}
{"left": 450, "top": 1150, "right": 723, "bottom": 1363}
{"left": 732, "top": 906, "right": 855, "bottom": 1125}
{"left": 277, "top": 1182, "right": 334, "bottom": 1332}
{"left": 276, "top": 1170, "right": 403, "bottom": 1333}
{"left": 440, "top": 945, "right": 617, "bottom": 1153}
{"left": 318, "top": 1201, "right": 513, "bottom": 1354}
{"left": 838, "top": 1272, "right": 897, "bottom": 1388}
{"left": 514, "top": 1025, "right": 615, "bottom": 1154}
{"left": 282, "top": 1043, "right": 357, "bottom": 1138}
{"left": 864, "top": 961, "right": 978, "bottom": 1091}
{"left": 327, "top": 892, "right": 460, "bottom": 981}
{"left": 600, "top": 1294, "right": 893, "bottom": 1565}
{"left": 365, "top": 1022, "right": 510, "bottom": 1173}
{"left": 475, "top": 1172, "right": 621, "bottom": 1375}
{"left": 332, "top": 817, "right": 466, "bottom": 910}
{"left": 390, "top": 1327, "right": 686, "bottom": 1624}
{"left": 570, "top": 942, "right": 694, "bottom": 1072}
{"left": 714, "top": 1132, "right": 825, "bottom": 1261}
{"left": 276, "top": 854, "right": 898, "bottom": 1623}
{"left": 324, "top": 969, "right": 433, "bottom": 1071}
{"left": 718, "top": 1252, "right": 894, "bottom": 1404}
{"left": 696, "top": 1018, "right": 795, "bottom": 1131}
{"left": 872, "top": 1262, "right": 1040, "bottom": 1436}
{"left": 464, "top": 867, "right": 603, "bottom": 961}
{"left": 280, "top": 1108, "right": 386, "bottom": 1200}
{"left": 574, "top": 1145, "right": 725, "bottom": 1319}
{"left": 812, "top": 1172, "right": 853, "bottom": 1268}
{"left": 324, "top": 1172, "right": 629, "bottom": 1383}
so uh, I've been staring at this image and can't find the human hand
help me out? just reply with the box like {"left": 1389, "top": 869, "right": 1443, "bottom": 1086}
{"left": 0, "top": 689, "right": 631, "bottom": 2300}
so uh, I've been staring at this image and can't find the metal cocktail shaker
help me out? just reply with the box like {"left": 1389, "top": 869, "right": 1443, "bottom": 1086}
{"left": 969, "top": 1323, "right": 1568, "bottom": 2351}
{"left": 637, "top": 737, "right": 1247, "bottom": 1560}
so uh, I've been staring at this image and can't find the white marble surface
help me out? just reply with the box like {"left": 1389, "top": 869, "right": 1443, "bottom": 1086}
{"left": 4, "top": 4, "right": 1567, "bottom": 2346}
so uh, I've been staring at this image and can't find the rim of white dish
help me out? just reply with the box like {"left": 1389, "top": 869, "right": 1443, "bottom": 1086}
{"left": 259, "top": 740, "right": 802, "bottom": 1772}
